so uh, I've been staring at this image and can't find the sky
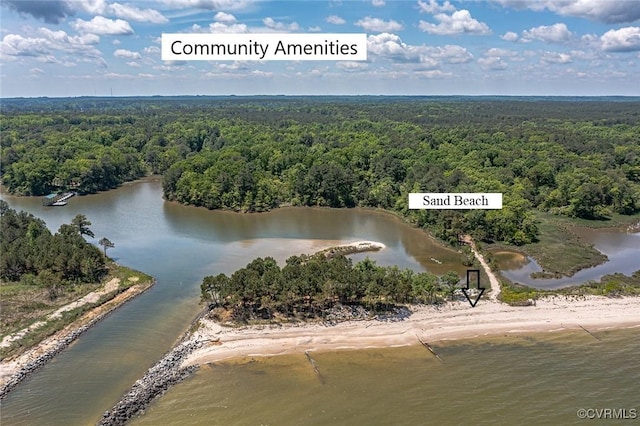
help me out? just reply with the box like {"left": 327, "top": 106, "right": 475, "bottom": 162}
{"left": 1, "top": 0, "right": 639, "bottom": 97}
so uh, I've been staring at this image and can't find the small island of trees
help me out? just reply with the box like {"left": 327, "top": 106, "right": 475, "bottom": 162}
{"left": 201, "top": 253, "right": 462, "bottom": 323}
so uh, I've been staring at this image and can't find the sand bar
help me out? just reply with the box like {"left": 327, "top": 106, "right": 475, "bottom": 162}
{"left": 183, "top": 295, "right": 640, "bottom": 367}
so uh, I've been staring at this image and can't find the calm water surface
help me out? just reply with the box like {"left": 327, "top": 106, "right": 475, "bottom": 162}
{"left": 133, "top": 328, "right": 640, "bottom": 426}
{"left": 497, "top": 228, "right": 640, "bottom": 289}
{"left": 1, "top": 178, "right": 463, "bottom": 425}
{"left": 3, "top": 179, "right": 639, "bottom": 425}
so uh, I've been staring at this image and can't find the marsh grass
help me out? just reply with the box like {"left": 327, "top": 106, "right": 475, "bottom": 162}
{"left": 0, "top": 264, "right": 152, "bottom": 360}
{"left": 488, "top": 212, "right": 639, "bottom": 277}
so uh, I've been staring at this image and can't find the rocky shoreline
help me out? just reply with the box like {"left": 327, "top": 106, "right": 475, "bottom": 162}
{"left": 1, "top": 320, "right": 101, "bottom": 399}
{"left": 98, "top": 339, "right": 202, "bottom": 426}
{"left": 96, "top": 303, "right": 412, "bottom": 425}
{"left": 0, "top": 281, "right": 154, "bottom": 400}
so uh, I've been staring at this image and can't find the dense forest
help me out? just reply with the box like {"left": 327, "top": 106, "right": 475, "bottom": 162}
{"left": 0, "top": 200, "right": 106, "bottom": 298}
{"left": 2, "top": 97, "right": 639, "bottom": 246}
{"left": 201, "top": 253, "right": 461, "bottom": 321}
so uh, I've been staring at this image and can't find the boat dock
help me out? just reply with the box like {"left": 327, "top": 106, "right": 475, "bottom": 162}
{"left": 42, "top": 192, "right": 75, "bottom": 206}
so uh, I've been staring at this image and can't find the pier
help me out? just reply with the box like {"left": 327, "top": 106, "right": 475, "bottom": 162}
{"left": 42, "top": 192, "right": 75, "bottom": 207}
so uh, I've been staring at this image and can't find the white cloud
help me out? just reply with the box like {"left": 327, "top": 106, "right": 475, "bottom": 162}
{"left": 337, "top": 61, "right": 369, "bottom": 71}
{"left": 372, "top": 0, "right": 385, "bottom": 7}
{"left": 40, "top": 28, "right": 100, "bottom": 46}
{"left": 326, "top": 15, "right": 346, "bottom": 25}
{"left": 214, "top": 12, "right": 237, "bottom": 23}
{"left": 485, "top": 48, "right": 518, "bottom": 57}
{"left": 161, "top": 0, "right": 253, "bottom": 11}
{"left": 216, "top": 62, "right": 250, "bottom": 71}
{"left": 541, "top": 51, "right": 572, "bottom": 64}
{"left": 250, "top": 70, "right": 273, "bottom": 77}
{"left": 367, "top": 33, "right": 471, "bottom": 66}
{"left": 126, "top": 61, "right": 141, "bottom": 67}
{"left": 522, "top": 23, "right": 573, "bottom": 43}
{"left": 478, "top": 56, "right": 507, "bottom": 70}
{"left": 72, "top": 16, "right": 134, "bottom": 35}
{"left": 581, "top": 33, "right": 599, "bottom": 46}
{"left": 419, "top": 10, "right": 491, "bottom": 35}
{"left": 414, "top": 57, "right": 440, "bottom": 70}
{"left": 493, "top": 0, "right": 640, "bottom": 24}
{"left": 417, "top": 0, "right": 455, "bottom": 14}
{"left": 600, "top": 27, "right": 640, "bottom": 52}
{"left": 76, "top": 0, "right": 109, "bottom": 15}
{"left": 109, "top": 3, "right": 168, "bottom": 24}
{"left": 429, "top": 44, "right": 473, "bottom": 63}
{"left": 308, "top": 26, "right": 322, "bottom": 32}
{"left": 103, "top": 72, "right": 134, "bottom": 79}
{"left": 0, "top": 28, "right": 103, "bottom": 65}
{"left": 262, "top": 17, "right": 299, "bottom": 31}
{"left": 414, "top": 70, "right": 453, "bottom": 78}
{"left": 30, "top": 67, "right": 44, "bottom": 74}
{"left": 501, "top": 31, "right": 518, "bottom": 41}
{"left": 367, "top": 33, "right": 427, "bottom": 62}
{"left": 154, "top": 61, "right": 187, "bottom": 71}
{"left": 569, "top": 49, "right": 599, "bottom": 60}
{"left": 114, "top": 48, "right": 142, "bottom": 59}
{"left": 355, "top": 17, "right": 403, "bottom": 32}
{"left": 209, "top": 21, "right": 248, "bottom": 33}
{"left": 203, "top": 64, "right": 273, "bottom": 79}
{"left": 144, "top": 46, "right": 161, "bottom": 55}
{"left": 74, "top": 1, "right": 167, "bottom": 23}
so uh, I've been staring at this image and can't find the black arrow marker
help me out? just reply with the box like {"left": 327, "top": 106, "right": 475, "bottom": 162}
{"left": 462, "top": 269, "right": 485, "bottom": 308}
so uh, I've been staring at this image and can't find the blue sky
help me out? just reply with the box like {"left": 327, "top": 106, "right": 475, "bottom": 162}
{"left": 1, "top": 0, "right": 639, "bottom": 97}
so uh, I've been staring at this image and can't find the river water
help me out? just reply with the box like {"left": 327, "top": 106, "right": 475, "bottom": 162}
{"left": 2, "top": 179, "right": 639, "bottom": 425}
{"left": 497, "top": 228, "right": 640, "bottom": 289}
{"left": 132, "top": 329, "right": 640, "bottom": 426}
{"left": 1, "top": 178, "right": 462, "bottom": 425}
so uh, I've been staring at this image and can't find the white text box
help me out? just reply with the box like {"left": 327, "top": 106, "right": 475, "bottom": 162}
{"left": 409, "top": 193, "right": 503, "bottom": 209}
{"left": 162, "top": 33, "right": 367, "bottom": 61}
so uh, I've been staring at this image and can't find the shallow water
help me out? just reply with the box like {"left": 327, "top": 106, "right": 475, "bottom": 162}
{"left": 132, "top": 328, "right": 640, "bottom": 426}
{"left": 2, "top": 180, "right": 638, "bottom": 424}
{"left": 1, "top": 179, "right": 463, "bottom": 425}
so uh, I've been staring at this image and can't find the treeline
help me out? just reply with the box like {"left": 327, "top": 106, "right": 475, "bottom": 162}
{"left": 0, "top": 201, "right": 106, "bottom": 298}
{"left": 0, "top": 113, "right": 198, "bottom": 195}
{"left": 2, "top": 98, "right": 639, "bottom": 246}
{"left": 201, "top": 254, "right": 461, "bottom": 321}
{"left": 160, "top": 101, "right": 639, "bottom": 245}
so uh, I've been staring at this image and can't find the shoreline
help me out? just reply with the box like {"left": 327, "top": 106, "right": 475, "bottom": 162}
{"left": 0, "top": 278, "right": 155, "bottom": 399}
{"left": 315, "top": 240, "right": 386, "bottom": 257}
{"left": 182, "top": 295, "right": 640, "bottom": 367}
{"left": 95, "top": 294, "right": 640, "bottom": 425}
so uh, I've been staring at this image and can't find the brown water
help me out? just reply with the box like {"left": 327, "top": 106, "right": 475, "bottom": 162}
{"left": 132, "top": 328, "right": 640, "bottom": 426}
{"left": 0, "top": 178, "right": 464, "bottom": 425}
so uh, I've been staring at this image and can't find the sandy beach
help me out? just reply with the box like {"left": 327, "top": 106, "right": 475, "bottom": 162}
{"left": 183, "top": 295, "right": 640, "bottom": 367}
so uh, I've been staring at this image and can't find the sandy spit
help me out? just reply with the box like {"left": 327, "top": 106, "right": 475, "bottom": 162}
{"left": 182, "top": 295, "right": 640, "bottom": 367}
